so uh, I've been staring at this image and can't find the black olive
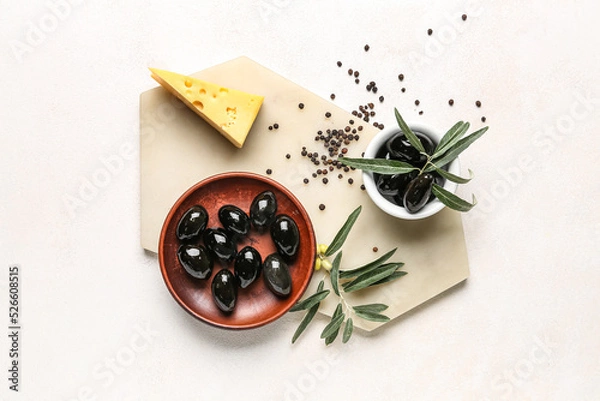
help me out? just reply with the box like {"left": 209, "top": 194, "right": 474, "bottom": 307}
{"left": 218, "top": 204, "right": 250, "bottom": 238}
{"left": 234, "top": 246, "right": 262, "bottom": 288}
{"left": 177, "top": 244, "right": 213, "bottom": 279}
{"left": 263, "top": 253, "right": 292, "bottom": 297}
{"left": 270, "top": 215, "right": 300, "bottom": 262}
{"left": 375, "top": 173, "right": 412, "bottom": 197}
{"left": 176, "top": 205, "right": 208, "bottom": 241}
{"left": 211, "top": 269, "right": 237, "bottom": 313}
{"left": 403, "top": 173, "right": 435, "bottom": 213}
{"left": 203, "top": 228, "right": 237, "bottom": 261}
{"left": 385, "top": 131, "right": 436, "bottom": 168}
{"left": 250, "top": 191, "right": 278, "bottom": 230}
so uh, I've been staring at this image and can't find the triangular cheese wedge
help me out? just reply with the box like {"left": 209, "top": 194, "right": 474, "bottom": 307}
{"left": 149, "top": 68, "right": 264, "bottom": 148}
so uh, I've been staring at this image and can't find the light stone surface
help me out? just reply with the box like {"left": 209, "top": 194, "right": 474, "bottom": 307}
{"left": 1, "top": 1, "right": 599, "bottom": 400}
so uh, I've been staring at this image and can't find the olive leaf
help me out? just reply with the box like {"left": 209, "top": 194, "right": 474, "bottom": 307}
{"left": 432, "top": 121, "right": 470, "bottom": 159}
{"left": 372, "top": 270, "right": 408, "bottom": 286}
{"left": 321, "top": 304, "right": 344, "bottom": 342}
{"left": 289, "top": 289, "right": 330, "bottom": 312}
{"left": 324, "top": 206, "right": 361, "bottom": 257}
{"left": 342, "top": 318, "right": 354, "bottom": 343}
{"left": 352, "top": 310, "right": 390, "bottom": 323}
{"left": 430, "top": 165, "right": 474, "bottom": 184}
{"left": 427, "top": 126, "right": 489, "bottom": 171}
{"left": 330, "top": 251, "right": 342, "bottom": 296}
{"left": 339, "top": 157, "right": 417, "bottom": 175}
{"left": 431, "top": 184, "right": 477, "bottom": 212}
{"left": 291, "top": 280, "right": 325, "bottom": 344}
{"left": 352, "top": 303, "right": 389, "bottom": 314}
{"left": 342, "top": 263, "right": 403, "bottom": 293}
{"left": 395, "top": 108, "right": 425, "bottom": 153}
{"left": 339, "top": 248, "right": 397, "bottom": 279}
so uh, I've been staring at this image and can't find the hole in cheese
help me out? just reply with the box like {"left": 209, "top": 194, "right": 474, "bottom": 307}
{"left": 199, "top": 88, "right": 206, "bottom": 95}
{"left": 192, "top": 100, "right": 204, "bottom": 110}
{"left": 219, "top": 88, "right": 229, "bottom": 95}
{"left": 184, "top": 79, "right": 193, "bottom": 88}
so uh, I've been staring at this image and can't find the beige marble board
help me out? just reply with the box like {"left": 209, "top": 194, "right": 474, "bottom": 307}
{"left": 140, "top": 56, "right": 469, "bottom": 331}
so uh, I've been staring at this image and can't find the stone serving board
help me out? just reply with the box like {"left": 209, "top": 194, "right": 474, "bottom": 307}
{"left": 140, "top": 56, "right": 469, "bottom": 331}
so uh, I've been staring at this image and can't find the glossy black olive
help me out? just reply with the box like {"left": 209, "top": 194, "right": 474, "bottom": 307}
{"left": 203, "top": 228, "right": 237, "bottom": 261}
{"left": 263, "top": 253, "right": 292, "bottom": 297}
{"left": 270, "top": 214, "right": 300, "bottom": 262}
{"left": 218, "top": 204, "right": 250, "bottom": 238}
{"left": 385, "top": 131, "right": 436, "bottom": 168}
{"left": 211, "top": 269, "right": 237, "bottom": 313}
{"left": 250, "top": 191, "right": 278, "bottom": 230}
{"left": 177, "top": 244, "right": 213, "bottom": 279}
{"left": 375, "top": 173, "right": 413, "bottom": 197}
{"left": 234, "top": 246, "right": 262, "bottom": 288}
{"left": 176, "top": 205, "right": 208, "bottom": 241}
{"left": 403, "top": 173, "right": 435, "bottom": 213}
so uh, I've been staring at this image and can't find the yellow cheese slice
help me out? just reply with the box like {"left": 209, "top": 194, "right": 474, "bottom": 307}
{"left": 149, "top": 68, "right": 264, "bottom": 148}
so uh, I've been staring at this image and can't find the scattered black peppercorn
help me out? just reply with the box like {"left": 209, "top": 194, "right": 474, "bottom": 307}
{"left": 476, "top": 100, "right": 482, "bottom": 107}
{"left": 273, "top": 123, "right": 279, "bottom": 129}
{"left": 298, "top": 103, "right": 304, "bottom": 109}
{"left": 268, "top": 126, "right": 273, "bottom": 130}
{"left": 449, "top": 99, "right": 454, "bottom": 106}
{"left": 379, "top": 96, "right": 384, "bottom": 102}
{"left": 419, "top": 111, "right": 424, "bottom": 115}
{"left": 337, "top": 61, "right": 342, "bottom": 67}
{"left": 360, "top": 184, "right": 365, "bottom": 190}
{"left": 325, "top": 112, "right": 331, "bottom": 118}
{"left": 319, "top": 204, "right": 326, "bottom": 210}
{"left": 401, "top": 87, "right": 406, "bottom": 93}
{"left": 364, "top": 44, "right": 370, "bottom": 51}
{"left": 348, "top": 68, "right": 353, "bottom": 75}
{"left": 372, "top": 247, "right": 378, "bottom": 252}
{"left": 330, "top": 93, "right": 336, "bottom": 100}
{"left": 266, "top": 169, "right": 272, "bottom": 175}
{"left": 353, "top": 71, "right": 359, "bottom": 78}
{"left": 398, "top": 73, "right": 404, "bottom": 81}
{"left": 348, "top": 178, "right": 354, "bottom": 185}
{"left": 415, "top": 100, "right": 420, "bottom": 106}
{"left": 427, "top": 28, "right": 433, "bottom": 35}
{"left": 303, "top": 178, "right": 309, "bottom": 184}
{"left": 322, "top": 177, "right": 329, "bottom": 184}
{"left": 285, "top": 153, "right": 291, "bottom": 159}
{"left": 481, "top": 116, "right": 487, "bottom": 122}
{"left": 462, "top": 14, "right": 467, "bottom": 21}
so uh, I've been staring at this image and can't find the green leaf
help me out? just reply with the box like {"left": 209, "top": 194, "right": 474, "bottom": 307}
{"left": 291, "top": 303, "right": 319, "bottom": 344}
{"left": 330, "top": 251, "right": 342, "bottom": 296}
{"left": 325, "top": 304, "right": 344, "bottom": 345}
{"left": 339, "top": 157, "right": 418, "bottom": 175}
{"left": 339, "top": 248, "right": 397, "bottom": 279}
{"left": 342, "top": 318, "right": 354, "bottom": 343}
{"left": 432, "top": 121, "right": 470, "bottom": 159}
{"left": 429, "top": 126, "right": 488, "bottom": 170}
{"left": 353, "top": 310, "right": 390, "bottom": 323}
{"left": 430, "top": 165, "right": 474, "bottom": 184}
{"left": 395, "top": 108, "right": 425, "bottom": 153}
{"left": 289, "top": 289, "right": 330, "bottom": 312}
{"left": 372, "top": 270, "right": 408, "bottom": 286}
{"left": 431, "top": 184, "right": 477, "bottom": 212}
{"left": 352, "top": 303, "right": 389, "bottom": 314}
{"left": 321, "top": 305, "right": 345, "bottom": 340}
{"left": 324, "top": 206, "right": 362, "bottom": 257}
{"left": 342, "top": 263, "right": 402, "bottom": 293}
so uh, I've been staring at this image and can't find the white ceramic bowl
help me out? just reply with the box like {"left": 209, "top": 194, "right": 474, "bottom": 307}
{"left": 362, "top": 123, "right": 460, "bottom": 220}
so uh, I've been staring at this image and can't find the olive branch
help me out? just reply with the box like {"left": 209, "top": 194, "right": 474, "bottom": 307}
{"left": 290, "top": 206, "right": 407, "bottom": 345}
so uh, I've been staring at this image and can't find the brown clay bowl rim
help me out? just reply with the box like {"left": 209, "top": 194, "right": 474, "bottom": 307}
{"left": 158, "top": 171, "right": 316, "bottom": 330}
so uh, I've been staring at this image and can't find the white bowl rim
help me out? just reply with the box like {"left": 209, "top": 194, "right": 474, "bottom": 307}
{"left": 361, "top": 123, "right": 461, "bottom": 220}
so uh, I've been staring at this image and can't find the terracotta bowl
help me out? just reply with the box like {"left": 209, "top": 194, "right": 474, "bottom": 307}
{"left": 158, "top": 172, "right": 316, "bottom": 329}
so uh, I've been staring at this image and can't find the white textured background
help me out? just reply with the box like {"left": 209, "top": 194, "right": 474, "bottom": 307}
{"left": 1, "top": 0, "right": 599, "bottom": 400}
